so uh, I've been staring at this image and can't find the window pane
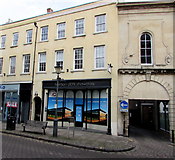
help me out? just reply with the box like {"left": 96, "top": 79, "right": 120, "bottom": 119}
{"left": 56, "top": 50, "right": 64, "bottom": 69}
{"left": 39, "top": 53, "right": 46, "bottom": 71}
{"left": 146, "top": 34, "right": 151, "bottom": 40}
{"left": 141, "top": 57, "right": 145, "bottom": 64}
{"left": 146, "top": 41, "right": 151, "bottom": 48}
{"left": 147, "top": 57, "right": 151, "bottom": 64}
{"left": 95, "top": 46, "right": 105, "bottom": 68}
{"left": 141, "top": 34, "right": 145, "bottom": 40}
{"left": 141, "top": 49, "right": 145, "bottom": 56}
{"left": 23, "top": 54, "right": 30, "bottom": 73}
{"left": 96, "top": 15, "right": 106, "bottom": 32}
{"left": 13, "top": 33, "right": 19, "bottom": 46}
{"left": 58, "top": 23, "right": 65, "bottom": 38}
{"left": 41, "top": 26, "right": 48, "bottom": 41}
{"left": 10, "top": 57, "right": 16, "bottom": 74}
{"left": 75, "top": 19, "right": 84, "bottom": 35}
{"left": 26, "top": 30, "right": 32, "bottom": 43}
{"left": 141, "top": 41, "right": 145, "bottom": 48}
{"left": 1, "top": 35, "right": 6, "bottom": 48}
{"left": 74, "top": 48, "right": 83, "bottom": 69}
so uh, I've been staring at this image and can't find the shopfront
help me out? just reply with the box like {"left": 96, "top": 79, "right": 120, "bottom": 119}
{"left": 0, "top": 83, "right": 32, "bottom": 123}
{"left": 42, "top": 78, "right": 111, "bottom": 134}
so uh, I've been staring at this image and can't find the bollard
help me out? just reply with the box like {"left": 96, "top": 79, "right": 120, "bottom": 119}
{"left": 172, "top": 130, "right": 174, "bottom": 143}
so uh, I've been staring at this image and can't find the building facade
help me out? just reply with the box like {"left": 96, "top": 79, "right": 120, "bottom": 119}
{"left": 0, "top": 0, "right": 174, "bottom": 140}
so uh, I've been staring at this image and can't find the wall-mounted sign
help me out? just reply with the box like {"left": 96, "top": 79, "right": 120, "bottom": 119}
{"left": 120, "top": 100, "right": 128, "bottom": 112}
{"left": 6, "top": 102, "right": 18, "bottom": 108}
{"left": 0, "top": 84, "right": 19, "bottom": 91}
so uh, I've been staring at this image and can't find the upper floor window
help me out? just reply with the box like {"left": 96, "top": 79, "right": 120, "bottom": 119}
{"left": 74, "top": 48, "right": 83, "bottom": 70}
{"left": 75, "top": 18, "right": 84, "bottom": 36}
{"left": 38, "top": 52, "right": 46, "bottom": 72}
{"left": 0, "top": 35, "right": 6, "bottom": 48}
{"left": 57, "top": 22, "right": 66, "bottom": 39}
{"left": 0, "top": 58, "right": 3, "bottom": 74}
{"left": 23, "top": 54, "right": 30, "bottom": 73}
{"left": 9, "top": 56, "right": 16, "bottom": 74}
{"left": 140, "top": 32, "right": 153, "bottom": 65}
{"left": 12, "top": 32, "right": 19, "bottom": 46}
{"left": 26, "top": 29, "right": 33, "bottom": 44}
{"left": 55, "top": 50, "right": 64, "bottom": 69}
{"left": 95, "top": 14, "right": 106, "bottom": 33}
{"left": 41, "top": 26, "right": 48, "bottom": 41}
{"left": 94, "top": 45, "right": 105, "bottom": 69}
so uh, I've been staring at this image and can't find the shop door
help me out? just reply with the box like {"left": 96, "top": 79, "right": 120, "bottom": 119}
{"left": 75, "top": 91, "right": 84, "bottom": 127}
{"left": 75, "top": 105, "right": 83, "bottom": 127}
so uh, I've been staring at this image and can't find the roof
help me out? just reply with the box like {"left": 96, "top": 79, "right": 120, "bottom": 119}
{"left": 0, "top": 0, "right": 117, "bottom": 28}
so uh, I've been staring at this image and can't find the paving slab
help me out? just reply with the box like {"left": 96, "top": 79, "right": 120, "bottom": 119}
{"left": 1, "top": 122, "right": 135, "bottom": 152}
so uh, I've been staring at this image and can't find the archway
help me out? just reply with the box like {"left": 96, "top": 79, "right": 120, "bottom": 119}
{"left": 122, "top": 76, "right": 173, "bottom": 138}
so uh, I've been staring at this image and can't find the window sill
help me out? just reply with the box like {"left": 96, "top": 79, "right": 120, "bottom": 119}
{"left": 10, "top": 45, "right": 18, "bottom": 48}
{"left": 72, "top": 34, "right": 86, "bottom": 38}
{"left": 7, "top": 74, "right": 16, "bottom": 77}
{"left": 52, "top": 70, "right": 65, "bottom": 74}
{"left": 92, "top": 68, "right": 107, "bottom": 71}
{"left": 20, "top": 73, "right": 30, "bottom": 75}
{"left": 0, "top": 47, "right": 5, "bottom": 50}
{"left": 55, "top": 37, "right": 66, "bottom": 41}
{"left": 141, "top": 64, "right": 154, "bottom": 68}
{"left": 38, "top": 40, "right": 49, "bottom": 43}
{"left": 93, "top": 31, "right": 108, "bottom": 35}
{"left": 0, "top": 74, "right": 3, "bottom": 77}
{"left": 70, "top": 69, "right": 85, "bottom": 73}
{"left": 24, "top": 43, "right": 32, "bottom": 45}
{"left": 36, "top": 71, "right": 47, "bottom": 74}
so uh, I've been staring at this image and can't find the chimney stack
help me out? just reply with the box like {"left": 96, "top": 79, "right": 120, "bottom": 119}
{"left": 47, "top": 8, "right": 53, "bottom": 13}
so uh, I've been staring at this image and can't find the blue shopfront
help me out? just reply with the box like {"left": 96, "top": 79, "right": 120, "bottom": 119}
{"left": 42, "top": 79, "right": 111, "bottom": 134}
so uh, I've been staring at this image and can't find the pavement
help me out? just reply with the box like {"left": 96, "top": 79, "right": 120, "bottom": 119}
{"left": 1, "top": 121, "right": 135, "bottom": 152}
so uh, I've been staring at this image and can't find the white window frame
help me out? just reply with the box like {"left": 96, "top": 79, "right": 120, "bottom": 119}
{"left": 75, "top": 18, "right": 85, "bottom": 36}
{"left": 26, "top": 29, "right": 33, "bottom": 44}
{"left": 41, "top": 26, "right": 48, "bottom": 41}
{"left": 38, "top": 52, "right": 46, "bottom": 72}
{"left": 94, "top": 45, "right": 105, "bottom": 69}
{"left": 1, "top": 35, "right": 6, "bottom": 48}
{"left": 95, "top": 14, "right": 106, "bottom": 33}
{"left": 0, "top": 58, "right": 3, "bottom": 74}
{"left": 140, "top": 32, "right": 153, "bottom": 65}
{"left": 12, "top": 32, "right": 19, "bottom": 46}
{"left": 9, "top": 56, "right": 16, "bottom": 74}
{"left": 55, "top": 50, "right": 64, "bottom": 69}
{"left": 73, "top": 48, "right": 83, "bottom": 70}
{"left": 57, "top": 22, "right": 66, "bottom": 39}
{"left": 23, "top": 54, "right": 30, "bottom": 73}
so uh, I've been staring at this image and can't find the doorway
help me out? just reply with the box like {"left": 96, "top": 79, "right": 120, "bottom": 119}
{"left": 129, "top": 100, "right": 169, "bottom": 132}
{"left": 34, "top": 97, "right": 41, "bottom": 121}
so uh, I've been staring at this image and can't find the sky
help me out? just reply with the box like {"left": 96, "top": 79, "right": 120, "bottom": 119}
{"left": 0, "top": 0, "right": 154, "bottom": 25}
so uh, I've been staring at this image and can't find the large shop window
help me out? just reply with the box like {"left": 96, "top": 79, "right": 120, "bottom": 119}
{"left": 47, "top": 89, "right": 108, "bottom": 126}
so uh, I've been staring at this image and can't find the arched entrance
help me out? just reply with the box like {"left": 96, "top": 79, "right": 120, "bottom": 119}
{"left": 34, "top": 97, "right": 41, "bottom": 121}
{"left": 122, "top": 76, "right": 173, "bottom": 138}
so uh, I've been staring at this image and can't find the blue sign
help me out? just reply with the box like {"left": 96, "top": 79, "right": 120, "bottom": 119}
{"left": 120, "top": 101, "right": 128, "bottom": 112}
{"left": 0, "top": 85, "right": 5, "bottom": 90}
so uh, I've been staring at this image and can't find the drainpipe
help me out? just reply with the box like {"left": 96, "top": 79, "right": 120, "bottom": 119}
{"left": 29, "top": 22, "right": 38, "bottom": 120}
